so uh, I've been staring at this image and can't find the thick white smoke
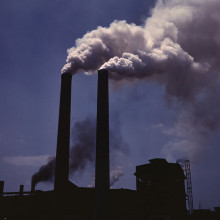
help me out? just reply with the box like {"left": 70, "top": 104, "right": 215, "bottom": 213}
{"left": 62, "top": 0, "right": 220, "bottom": 100}
{"left": 62, "top": 0, "right": 220, "bottom": 160}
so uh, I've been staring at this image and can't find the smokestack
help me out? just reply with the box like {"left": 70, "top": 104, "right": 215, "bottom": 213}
{"left": 0, "top": 181, "right": 4, "bottom": 196}
{"left": 54, "top": 73, "right": 72, "bottom": 192}
{"left": 19, "top": 185, "right": 24, "bottom": 196}
{"left": 95, "top": 69, "right": 109, "bottom": 220}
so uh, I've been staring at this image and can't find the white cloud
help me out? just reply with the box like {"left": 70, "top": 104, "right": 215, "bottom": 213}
{"left": 4, "top": 155, "right": 51, "bottom": 166}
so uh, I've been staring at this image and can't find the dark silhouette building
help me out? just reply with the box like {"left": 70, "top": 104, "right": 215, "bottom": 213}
{"left": 1, "top": 159, "right": 220, "bottom": 220}
{"left": 135, "top": 158, "right": 186, "bottom": 219}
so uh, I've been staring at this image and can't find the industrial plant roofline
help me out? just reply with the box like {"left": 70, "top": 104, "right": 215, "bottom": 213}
{"left": 134, "top": 158, "right": 186, "bottom": 179}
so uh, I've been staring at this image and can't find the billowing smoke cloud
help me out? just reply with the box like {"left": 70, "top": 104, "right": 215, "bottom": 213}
{"left": 32, "top": 117, "right": 127, "bottom": 188}
{"left": 62, "top": 0, "right": 220, "bottom": 106}
{"left": 88, "top": 166, "right": 124, "bottom": 188}
{"left": 62, "top": 0, "right": 220, "bottom": 160}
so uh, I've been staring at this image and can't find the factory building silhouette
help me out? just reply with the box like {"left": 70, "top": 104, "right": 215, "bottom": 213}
{"left": 0, "top": 70, "right": 220, "bottom": 220}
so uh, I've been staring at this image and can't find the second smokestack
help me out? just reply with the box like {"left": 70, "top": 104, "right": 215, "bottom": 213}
{"left": 54, "top": 73, "right": 72, "bottom": 192}
{"left": 95, "top": 69, "right": 110, "bottom": 220}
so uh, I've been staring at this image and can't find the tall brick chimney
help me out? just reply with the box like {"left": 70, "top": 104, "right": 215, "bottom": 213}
{"left": 95, "top": 69, "right": 110, "bottom": 220}
{"left": 54, "top": 73, "right": 72, "bottom": 192}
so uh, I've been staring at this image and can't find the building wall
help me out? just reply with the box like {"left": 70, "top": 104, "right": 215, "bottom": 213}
{"left": 135, "top": 159, "right": 186, "bottom": 218}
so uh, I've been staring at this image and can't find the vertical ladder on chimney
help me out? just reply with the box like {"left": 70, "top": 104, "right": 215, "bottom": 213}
{"left": 185, "top": 160, "right": 193, "bottom": 215}
{"left": 177, "top": 159, "right": 194, "bottom": 215}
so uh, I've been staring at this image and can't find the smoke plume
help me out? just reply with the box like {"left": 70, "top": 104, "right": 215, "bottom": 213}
{"left": 62, "top": 0, "right": 220, "bottom": 110}
{"left": 31, "top": 156, "right": 56, "bottom": 188}
{"left": 88, "top": 166, "right": 124, "bottom": 188}
{"left": 69, "top": 118, "right": 96, "bottom": 173}
{"left": 110, "top": 166, "right": 124, "bottom": 186}
{"left": 31, "top": 118, "right": 95, "bottom": 188}
{"left": 62, "top": 0, "right": 220, "bottom": 160}
{"left": 31, "top": 117, "right": 127, "bottom": 187}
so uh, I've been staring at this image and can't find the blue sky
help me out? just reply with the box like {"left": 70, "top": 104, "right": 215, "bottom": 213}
{"left": 1, "top": 0, "right": 220, "bottom": 209}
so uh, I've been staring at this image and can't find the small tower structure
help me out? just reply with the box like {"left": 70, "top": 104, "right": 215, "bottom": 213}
{"left": 177, "top": 159, "right": 194, "bottom": 215}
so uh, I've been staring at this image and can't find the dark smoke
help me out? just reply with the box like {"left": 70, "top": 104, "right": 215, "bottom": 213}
{"left": 31, "top": 117, "right": 127, "bottom": 187}
{"left": 31, "top": 118, "right": 95, "bottom": 188}
{"left": 31, "top": 156, "right": 56, "bottom": 188}
{"left": 69, "top": 117, "right": 96, "bottom": 173}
